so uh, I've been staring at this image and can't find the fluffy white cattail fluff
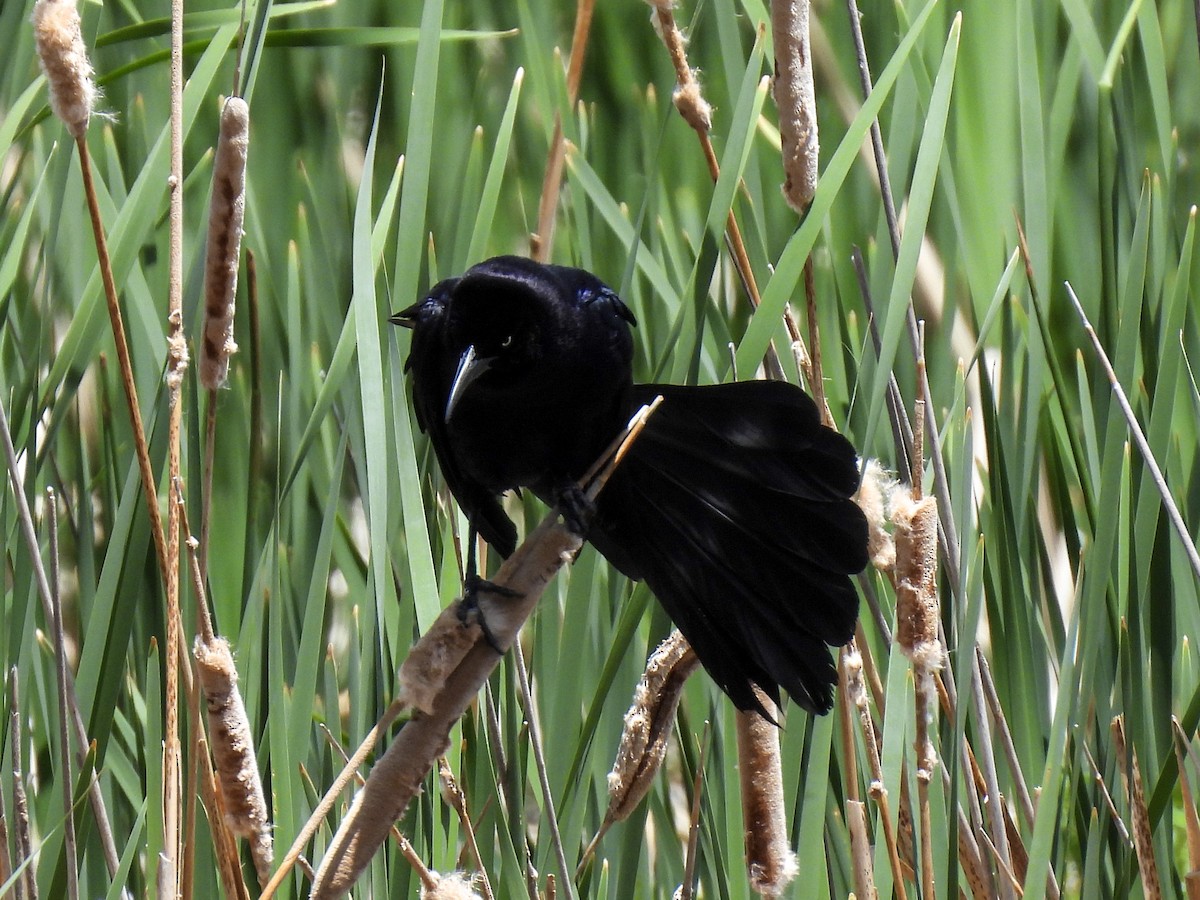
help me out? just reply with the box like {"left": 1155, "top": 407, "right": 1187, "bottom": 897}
{"left": 32, "top": 0, "right": 96, "bottom": 139}
{"left": 201, "top": 97, "right": 250, "bottom": 389}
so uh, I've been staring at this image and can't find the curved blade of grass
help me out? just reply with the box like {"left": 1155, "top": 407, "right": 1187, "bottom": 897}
{"left": 96, "top": 1, "right": 331, "bottom": 46}
{"left": 0, "top": 147, "right": 52, "bottom": 306}
{"left": 288, "top": 434, "right": 347, "bottom": 755}
{"left": 352, "top": 78, "right": 402, "bottom": 658}
{"left": 1020, "top": 555, "right": 1084, "bottom": 899}
{"left": 465, "top": 67, "right": 526, "bottom": 265}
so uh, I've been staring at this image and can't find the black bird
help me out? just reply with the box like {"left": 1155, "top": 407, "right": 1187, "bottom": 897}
{"left": 391, "top": 255, "right": 868, "bottom": 716}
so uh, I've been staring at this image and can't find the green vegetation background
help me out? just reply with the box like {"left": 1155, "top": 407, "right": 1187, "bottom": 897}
{"left": 2, "top": 0, "right": 1200, "bottom": 896}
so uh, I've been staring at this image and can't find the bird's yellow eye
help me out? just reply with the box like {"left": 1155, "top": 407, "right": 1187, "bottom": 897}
{"left": 500, "top": 334, "right": 514, "bottom": 349}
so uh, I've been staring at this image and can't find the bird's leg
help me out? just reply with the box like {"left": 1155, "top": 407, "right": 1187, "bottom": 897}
{"left": 459, "top": 524, "right": 521, "bottom": 654}
{"left": 556, "top": 482, "right": 597, "bottom": 538}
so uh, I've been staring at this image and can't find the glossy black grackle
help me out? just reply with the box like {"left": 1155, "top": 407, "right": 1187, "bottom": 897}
{"left": 391, "top": 255, "right": 868, "bottom": 716}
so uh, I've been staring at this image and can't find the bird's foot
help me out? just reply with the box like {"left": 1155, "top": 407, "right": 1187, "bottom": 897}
{"left": 460, "top": 574, "right": 523, "bottom": 654}
{"left": 557, "top": 483, "right": 596, "bottom": 537}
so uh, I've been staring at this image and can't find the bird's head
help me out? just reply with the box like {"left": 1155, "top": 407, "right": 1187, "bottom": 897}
{"left": 392, "top": 256, "right": 634, "bottom": 423}
{"left": 441, "top": 256, "right": 574, "bottom": 421}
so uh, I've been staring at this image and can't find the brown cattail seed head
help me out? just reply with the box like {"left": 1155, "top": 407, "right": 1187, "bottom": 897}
{"left": 398, "top": 600, "right": 482, "bottom": 715}
{"left": 32, "top": 0, "right": 96, "bottom": 139}
{"left": 737, "top": 697, "right": 799, "bottom": 896}
{"left": 673, "top": 81, "right": 713, "bottom": 134}
{"left": 892, "top": 492, "right": 940, "bottom": 663}
{"left": 606, "top": 630, "right": 699, "bottom": 823}
{"left": 856, "top": 459, "right": 897, "bottom": 571}
{"left": 201, "top": 96, "right": 250, "bottom": 390}
{"left": 771, "top": 0, "right": 819, "bottom": 212}
{"left": 195, "top": 635, "right": 274, "bottom": 885}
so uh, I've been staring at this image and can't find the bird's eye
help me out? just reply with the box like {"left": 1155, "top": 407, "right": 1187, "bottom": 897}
{"left": 500, "top": 334, "right": 514, "bottom": 349}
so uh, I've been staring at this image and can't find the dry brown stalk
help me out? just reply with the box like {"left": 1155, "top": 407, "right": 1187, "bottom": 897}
{"left": 678, "top": 723, "right": 710, "bottom": 900}
{"left": 842, "top": 643, "right": 909, "bottom": 900}
{"left": 737, "top": 693, "right": 798, "bottom": 897}
{"left": 802, "top": 257, "right": 830, "bottom": 421}
{"left": 532, "top": 0, "right": 595, "bottom": 261}
{"left": 770, "top": 0, "right": 818, "bottom": 212}
{"left": 33, "top": 6, "right": 189, "bottom": 890}
{"left": 10, "top": 669, "right": 38, "bottom": 900}
{"left": 49, "top": 43, "right": 171, "bottom": 599}
{"left": 644, "top": 2, "right": 791, "bottom": 380}
{"left": 1112, "top": 716, "right": 1162, "bottom": 899}
{"left": 0, "top": 813, "right": 12, "bottom": 891}
{"left": 845, "top": 800, "right": 876, "bottom": 900}
{"left": 438, "top": 758, "right": 496, "bottom": 900}
{"left": 161, "top": 0, "right": 187, "bottom": 887}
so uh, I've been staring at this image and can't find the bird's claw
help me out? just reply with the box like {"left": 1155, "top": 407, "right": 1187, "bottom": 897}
{"left": 460, "top": 574, "right": 523, "bottom": 654}
{"left": 557, "top": 484, "right": 596, "bottom": 537}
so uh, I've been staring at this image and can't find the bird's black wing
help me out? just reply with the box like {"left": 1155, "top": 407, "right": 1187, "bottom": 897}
{"left": 395, "top": 291, "right": 518, "bottom": 557}
{"left": 589, "top": 380, "right": 867, "bottom": 715}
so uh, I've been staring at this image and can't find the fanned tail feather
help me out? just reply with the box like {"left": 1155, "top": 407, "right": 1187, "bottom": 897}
{"left": 590, "top": 380, "right": 868, "bottom": 715}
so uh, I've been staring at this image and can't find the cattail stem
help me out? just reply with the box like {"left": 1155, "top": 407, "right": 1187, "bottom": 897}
{"left": 644, "top": 3, "right": 788, "bottom": 380}
{"left": 10, "top": 670, "right": 38, "bottom": 900}
{"left": 438, "top": 759, "right": 496, "bottom": 900}
{"left": 843, "top": 642, "right": 909, "bottom": 900}
{"left": 532, "top": 0, "right": 595, "bottom": 261}
{"left": 75, "top": 139, "right": 171, "bottom": 589}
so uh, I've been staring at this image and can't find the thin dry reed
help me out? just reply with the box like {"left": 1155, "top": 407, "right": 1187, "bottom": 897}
{"left": 438, "top": 758, "right": 496, "bottom": 900}
{"left": 1173, "top": 718, "right": 1200, "bottom": 900}
{"left": 10, "top": 670, "right": 38, "bottom": 900}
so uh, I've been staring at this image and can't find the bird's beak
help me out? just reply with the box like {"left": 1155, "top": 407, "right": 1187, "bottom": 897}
{"left": 388, "top": 310, "right": 414, "bottom": 327}
{"left": 445, "top": 345, "right": 491, "bottom": 422}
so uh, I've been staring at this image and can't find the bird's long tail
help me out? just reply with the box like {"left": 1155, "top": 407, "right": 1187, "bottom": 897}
{"left": 589, "top": 380, "right": 868, "bottom": 716}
